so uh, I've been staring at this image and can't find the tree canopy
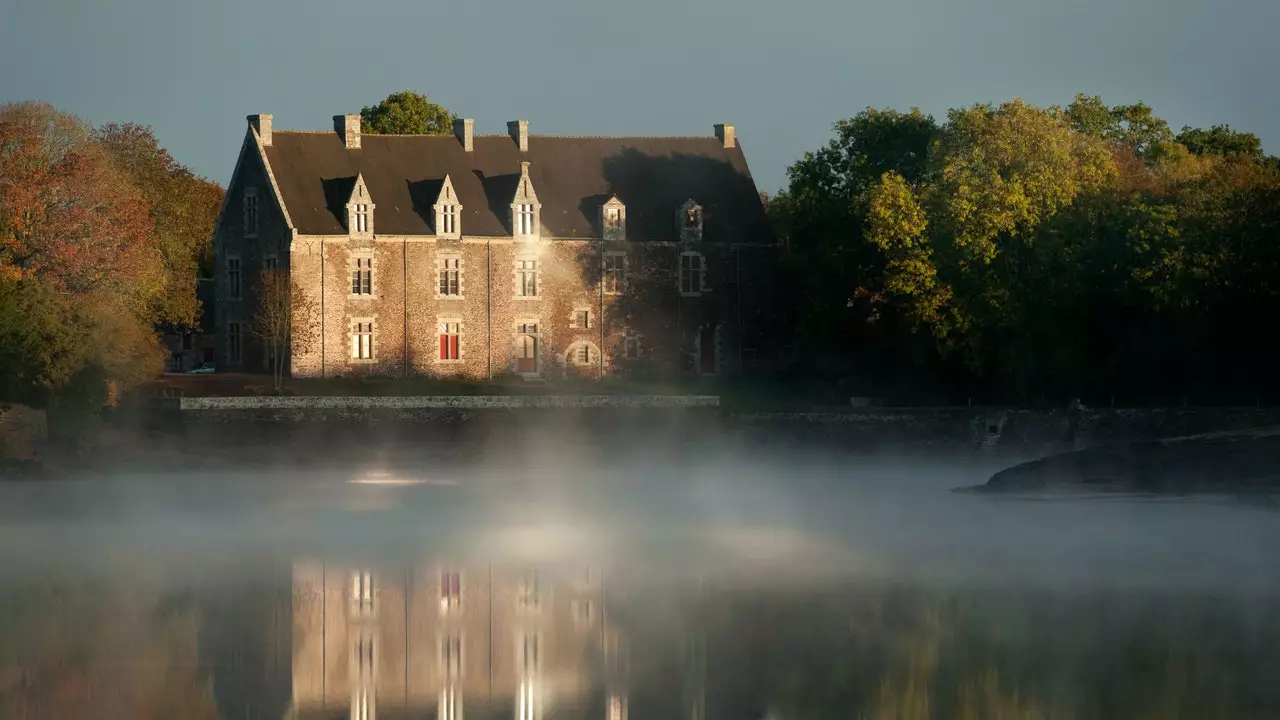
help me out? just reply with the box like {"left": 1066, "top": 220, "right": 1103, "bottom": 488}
{"left": 772, "top": 95, "right": 1280, "bottom": 404}
{"left": 359, "top": 91, "right": 457, "bottom": 135}
{"left": 0, "top": 101, "right": 222, "bottom": 429}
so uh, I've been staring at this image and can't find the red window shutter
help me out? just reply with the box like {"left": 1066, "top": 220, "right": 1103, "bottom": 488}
{"left": 440, "top": 334, "right": 448, "bottom": 360}
{"left": 449, "top": 336, "right": 459, "bottom": 360}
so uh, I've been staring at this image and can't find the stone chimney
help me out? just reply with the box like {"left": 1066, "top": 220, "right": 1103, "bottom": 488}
{"left": 248, "top": 114, "right": 272, "bottom": 146}
{"left": 454, "top": 118, "right": 474, "bottom": 152}
{"left": 334, "top": 114, "right": 361, "bottom": 149}
{"left": 507, "top": 120, "right": 529, "bottom": 152}
{"left": 715, "top": 123, "right": 736, "bottom": 149}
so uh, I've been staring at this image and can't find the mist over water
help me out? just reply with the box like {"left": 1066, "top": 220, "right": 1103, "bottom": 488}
{"left": 3, "top": 440, "right": 1280, "bottom": 718}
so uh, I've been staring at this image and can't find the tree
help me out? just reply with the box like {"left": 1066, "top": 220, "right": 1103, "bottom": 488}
{"left": 94, "top": 123, "right": 224, "bottom": 328}
{"left": 0, "top": 274, "right": 85, "bottom": 408}
{"left": 1175, "top": 124, "right": 1264, "bottom": 159}
{"left": 359, "top": 91, "right": 457, "bottom": 135}
{"left": 248, "top": 269, "right": 319, "bottom": 391}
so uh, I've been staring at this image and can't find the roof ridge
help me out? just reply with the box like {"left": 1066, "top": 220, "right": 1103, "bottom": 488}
{"left": 273, "top": 130, "right": 724, "bottom": 141}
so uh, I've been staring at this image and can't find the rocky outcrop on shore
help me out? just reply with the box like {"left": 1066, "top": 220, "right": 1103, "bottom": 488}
{"left": 980, "top": 427, "right": 1280, "bottom": 493}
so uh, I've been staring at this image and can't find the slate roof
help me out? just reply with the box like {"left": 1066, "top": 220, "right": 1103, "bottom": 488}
{"left": 261, "top": 132, "right": 772, "bottom": 242}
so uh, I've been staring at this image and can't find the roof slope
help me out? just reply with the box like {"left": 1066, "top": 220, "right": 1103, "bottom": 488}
{"left": 263, "top": 133, "right": 772, "bottom": 242}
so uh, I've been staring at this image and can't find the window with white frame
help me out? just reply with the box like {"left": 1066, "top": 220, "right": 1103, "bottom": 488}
{"left": 680, "top": 252, "right": 705, "bottom": 295}
{"left": 603, "top": 252, "right": 626, "bottom": 295}
{"left": 438, "top": 256, "right": 460, "bottom": 297}
{"left": 517, "top": 203, "right": 536, "bottom": 235}
{"left": 518, "top": 677, "right": 538, "bottom": 720}
{"left": 440, "top": 570, "right": 461, "bottom": 613}
{"left": 351, "top": 321, "right": 373, "bottom": 361}
{"left": 605, "top": 206, "right": 622, "bottom": 230}
{"left": 571, "top": 309, "right": 591, "bottom": 329}
{"left": 353, "top": 631, "right": 375, "bottom": 720}
{"left": 518, "top": 632, "right": 541, "bottom": 675}
{"left": 440, "top": 633, "right": 462, "bottom": 679}
{"left": 227, "top": 258, "right": 242, "bottom": 299}
{"left": 351, "top": 256, "right": 373, "bottom": 296}
{"left": 227, "top": 321, "right": 242, "bottom": 363}
{"left": 353, "top": 203, "right": 370, "bottom": 234}
{"left": 439, "top": 203, "right": 458, "bottom": 236}
{"left": 517, "top": 259, "right": 539, "bottom": 297}
{"left": 244, "top": 188, "right": 259, "bottom": 238}
{"left": 439, "top": 685, "right": 461, "bottom": 720}
{"left": 438, "top": 321, "right": 460, "bottom": 361}
{"left": 516, "top": 322, "right": 539, "bottom": 374}
{"left": 351, "top": 570, "right": 374, "bottom": 617}
{"left": 517, "top": 570, "right": 539, "bottom": 611}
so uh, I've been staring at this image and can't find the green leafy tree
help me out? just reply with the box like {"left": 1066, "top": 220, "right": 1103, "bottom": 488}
{"left": 359, "top": 91, "right": 457, "bottom": 135}
{"left": 0, "top": 274, "right": 85, "bottom": 408}
{"left": 1175, "top": 124, "right": 1264, "bottom": 159}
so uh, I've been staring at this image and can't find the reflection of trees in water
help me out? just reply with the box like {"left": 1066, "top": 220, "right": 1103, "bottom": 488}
{"left": 0, "top": 580, "right": 219, "bottom": 719}
{"left": 756, "top": 588, "right": 1280, "bottom": 719}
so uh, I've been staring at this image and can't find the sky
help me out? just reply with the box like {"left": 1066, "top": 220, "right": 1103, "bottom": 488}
{"left": 2, "top": 0, "right": 1276, "bottom": 193}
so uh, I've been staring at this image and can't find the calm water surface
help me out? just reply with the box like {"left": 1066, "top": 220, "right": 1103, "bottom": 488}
{"left": 2, "top": 454, "right": 1278, "bottom": 719}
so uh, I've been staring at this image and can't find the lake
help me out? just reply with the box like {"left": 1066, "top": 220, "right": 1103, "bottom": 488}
{"left": 3, "top": 452, "right": 1278, "bottom": 718}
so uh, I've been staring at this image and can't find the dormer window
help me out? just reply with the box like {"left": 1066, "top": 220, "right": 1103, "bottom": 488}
{"left": 346, "top": 174, "right": 375, "bottom": 237}
{"left": 601, "top": 195, "right": 626, "bottom": 242}
{"left": 434, "top": 175, "right": 463, "bottom": 238}
{"left": 517, "top": 204, "right": 536, "bottom": 235}
{"left": 511, "top": 162, "right": 541, "bottom": 240}
{"left": 678, "top": 199, "right": 703, "bottom": 242}
{"left": 353, "top": 204, "right": 370, "bottom": 233}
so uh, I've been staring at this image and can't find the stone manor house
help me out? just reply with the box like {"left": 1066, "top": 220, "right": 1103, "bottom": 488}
{"left": 212, "top": 113, "right": 777, "bottom": 380}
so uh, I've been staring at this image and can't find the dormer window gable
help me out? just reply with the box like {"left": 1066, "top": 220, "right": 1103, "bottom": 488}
{"left": 434, "top": 175, "right": 462, "bottom": 238}
{"left": 511, "top": 161, "right": 541, "bottom": 240}
{"left": 346, "top": 174, "right": 375, "bottom": 238}
{"left": 678, "top": 198, "right": 703, "bottom": 243}
{"left": 601, "top": 195, "right": 626, "bottom": 242}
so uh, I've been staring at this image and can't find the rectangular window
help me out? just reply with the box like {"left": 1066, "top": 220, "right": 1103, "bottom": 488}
{"left": 227, "top": 322, "right": 242, "bottom": 363}
{"left": 572, "top": 598, "right": 595, "bottom": 627}
{"left": 354, "top": 631, "right": 375, "bottom": 720}
{"left": 680, "top": 253, "right": 704, "bottom": 295}
{"left": 181, "top": 333, "right": 193, "bottom": 351}
{"left": 440, "top": 570, "right": 461, "bottom": 612}
{"left": 519, "top": 632, "right": 541, "bottom": 675}
{"left": 624, "top": 333, "right": 641, "bottom": 360}
{"left": 227, "top": 258, "right": 242, "bottom": 299}
{"left": 439, "top": 322, "right": 460, "bottom": 361}
{"left": 353, "top": 203, "right": 370, "bottom": 234}
{"left": 438, "top": 257, "right": 460, "bottom": 296}
{"left": 516, "top": 322, "right": 539, "bottom": 374}
{"left": 244, "top": 188, "right": 258, "bottom": 238}
{"left": 571, "top": 344, "right": 593, "bottom": 366}
{"left": 605, "top": 207, "right": 621, "bottom": 229}
{"left": 603, "top": 252, "right": 625, "bottom": 294}
{"left": 441, "top": 634, "right": 462, "bottom": 679}
{"left": 517, "top": 571, "right": 539, "bottom": 611}
{"left": 572, "top": 309, "right": 590, "bottom": 329}
{"left": 351, "top": 570, "right": 374, "bottom": 617}
{"left": 264, "top": 255, "right": 277, "bottom": 271}
{"left": 517, "top": 204, "right": 535, "bottom": 235}
{"left": 440, "top": 205, "right": 457, "bottom": 235}
{"left": 352, "top": 322, "right": 373, "bottom": 361}
{"left": 351, "top": 257, "right": 372, "bottom": 295}
{"left": 517, "top": 259, "right": 538, "bottom": 297}
{"left": 440, "top": 686, "right": 461, "bottom": 720}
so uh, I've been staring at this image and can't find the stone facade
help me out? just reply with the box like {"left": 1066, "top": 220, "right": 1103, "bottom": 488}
{"left": 211, "top": 114, "right": 778, "bottom": 381}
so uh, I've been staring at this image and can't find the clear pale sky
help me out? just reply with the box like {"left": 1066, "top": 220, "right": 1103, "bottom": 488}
{"left": 2, "top": 0, "right": 1275, "bottom": 193}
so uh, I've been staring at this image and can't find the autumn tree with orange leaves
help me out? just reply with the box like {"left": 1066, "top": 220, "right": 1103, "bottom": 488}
{"left": 0, "top": 101, "right": 221, "bottom": 431}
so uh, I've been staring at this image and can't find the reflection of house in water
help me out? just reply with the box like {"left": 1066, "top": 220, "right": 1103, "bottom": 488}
{"left": 288, "top": 561, "right": 630, "bottom": 719}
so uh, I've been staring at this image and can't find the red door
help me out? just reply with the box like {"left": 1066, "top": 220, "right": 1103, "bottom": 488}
{"left": 699, "top": 325, "right": 716, "bottom": 374}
